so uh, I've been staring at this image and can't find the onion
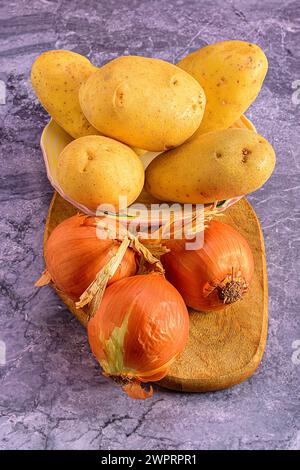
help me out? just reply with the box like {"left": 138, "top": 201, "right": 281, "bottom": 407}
{"left": 88, "top": 273, "right": 189, "bottom": 399}
{"left": 36, "top": 214, "right": 137, "bottom": 300}
{"left": 161, "top": 220, "right": 254, "bottom": 311}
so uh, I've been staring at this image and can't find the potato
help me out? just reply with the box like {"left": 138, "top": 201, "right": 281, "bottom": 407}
{"left": 145, "top": 128, "right": 275, "bottom": 204}
{"left": 178, "top": 41, "right": 268, "bottom": 135}
{"left": 79, "top": 56, "right": 206, "bottom": 151}
{"left": 31, "top": 50, "right": 99, "bottom": 138}
{"left": 57, "top": 136, "right": 145, "bottom": 211}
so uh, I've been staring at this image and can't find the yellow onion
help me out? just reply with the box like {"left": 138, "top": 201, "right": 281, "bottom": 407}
{"left": 162, "top": 220, "right": 254, "bottom": 311}
{"left": 36, "top": 214, "right": 137, "bottom": 300}
{"left": 88, "top": 273, "right": 189, "bottom": 399}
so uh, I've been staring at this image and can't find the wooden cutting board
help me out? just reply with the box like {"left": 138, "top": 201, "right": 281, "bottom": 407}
{"left": 44, "top": 192, "right": 268, "bottom": 392}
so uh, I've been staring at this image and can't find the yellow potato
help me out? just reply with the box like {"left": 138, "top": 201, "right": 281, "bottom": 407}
{"left": 31, "top": 50, "right": 99, "bottom": 138}
{"left": 79, "top": 56, "right": 206, "bottom": 151}
{"left": 57, "top": 136, "right": 145, "bottom": 211}
{"left": 145, "top": 128, "right": 275, "bottom": 204}
{"left": 178, "top": 41, "right": 268, "bottom": 135}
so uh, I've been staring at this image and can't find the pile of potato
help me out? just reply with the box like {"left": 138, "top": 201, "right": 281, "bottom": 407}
{"left": 31, "top": 40, "right": 275, "bottom": 211}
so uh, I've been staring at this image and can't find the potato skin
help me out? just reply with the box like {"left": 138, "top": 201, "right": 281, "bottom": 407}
{"left": 79, "top": 56, "right": 206, "bottom": 151}
{"left": 178, "top": 41, "right": 268, "bottom": 135}
{"left": 57, "top": 136, "right": 145, "bottom": 211}
{"left": 31, "top": 50, "right": 99, "bottom": 138}
{"left": 145, "top": 128, "right": 276, "bottom": 204}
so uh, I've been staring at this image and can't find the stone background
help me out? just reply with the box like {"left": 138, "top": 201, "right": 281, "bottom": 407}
{"left": 0, "top": 0, "right": 299, "bottom": 450}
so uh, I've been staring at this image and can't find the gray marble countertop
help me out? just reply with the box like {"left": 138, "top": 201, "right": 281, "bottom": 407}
{"left": 0, "top": 0, "right": 299, "bottom": 451}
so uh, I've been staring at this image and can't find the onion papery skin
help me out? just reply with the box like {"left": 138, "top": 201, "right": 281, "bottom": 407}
{"left": 161, "top": 220, "right": 254, "bottom": 311}
{"left": 44, "top": 214, "right": 137, "bottom": 300}
{"left": 88, "top": 273, "right": 189, "bottom": 391}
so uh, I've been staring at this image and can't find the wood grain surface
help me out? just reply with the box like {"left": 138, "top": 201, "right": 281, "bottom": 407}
{"left": 44, "top": 192, "right": 268, "bottom": 393}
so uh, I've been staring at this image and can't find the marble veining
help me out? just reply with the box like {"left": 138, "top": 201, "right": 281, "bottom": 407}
{"left": 0, "top": 0, "right": 299, "bottom": 450}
